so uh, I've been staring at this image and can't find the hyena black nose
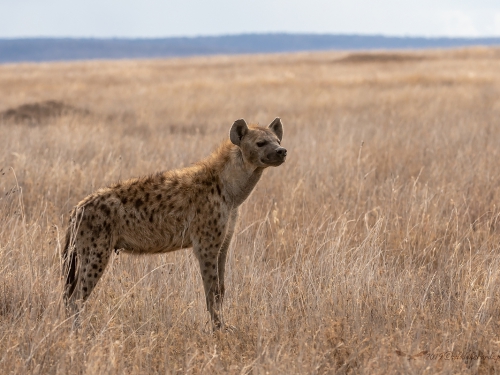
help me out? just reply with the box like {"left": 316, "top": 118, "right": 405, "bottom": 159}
{"left": 276, "top": 147, "right": 287, "bottom": 157}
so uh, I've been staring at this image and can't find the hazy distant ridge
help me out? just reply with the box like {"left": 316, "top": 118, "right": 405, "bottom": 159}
{"left": 1, "top": 33, "right": 500, "bottom": 63}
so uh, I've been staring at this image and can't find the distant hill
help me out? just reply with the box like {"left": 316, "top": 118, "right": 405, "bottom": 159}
{"left": 1, "top": 33, "right": 500, "bottom": 63}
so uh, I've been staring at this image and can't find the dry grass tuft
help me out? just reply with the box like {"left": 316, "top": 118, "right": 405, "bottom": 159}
{"left": 1, "top": 47, "right": 500, "bottom": 374}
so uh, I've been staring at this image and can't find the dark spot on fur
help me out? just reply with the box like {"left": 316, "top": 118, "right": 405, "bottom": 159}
{"left": 126, "top": 219, "right": 130, "bottom": 225}
{"left": 216, "top": 184, "right": 221, "bottom": 195}
{"left": 156, "top": 194, "right": 162, "bottom": 201}
{"left": 92, "top": 264, "right": 98, "bottom": 269}
{"left": 211, "top": 188, "right": 214, "bottom": 194}
{"left": 91, "top": 225, "right": 100, "bottom": 237}
{"left": 149, "top": 213, "right": 154, "bottom": 223}
{"left": 83, "top": 287, "right": 88, "bottom": 292}
{"left": 94, "top": 273, "right": 98, "bottom": 278}
{"left": 80, "top": 230, "right": 84, "bottom": 236}
{"left": 145, "top": 193, "right": 150, "bottom": 202}
{"left": 135, "top": 198, "right": 144, "bottom": 208}
{"left": 205, "top": 261, "right": 211, "bottom": 267}
{"left": 197, "top": 208, "right": 201, "bottom": 214}
{"left": 100, "top": 204, "right": 111, "bottom": 216}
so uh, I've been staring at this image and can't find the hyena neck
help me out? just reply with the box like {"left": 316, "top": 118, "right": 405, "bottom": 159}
{"left": 206, "top": 141, "right": 264, "bottom": 207}
{"left": 223, "top": 161, "right": 264, "bottom": 207}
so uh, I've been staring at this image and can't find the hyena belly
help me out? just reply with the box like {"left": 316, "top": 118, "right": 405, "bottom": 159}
{"left": 112, "top": 192, "right": 196, "bottom": 254}
{"left": 115, "top": 212, "right": 194, "bottom": 254}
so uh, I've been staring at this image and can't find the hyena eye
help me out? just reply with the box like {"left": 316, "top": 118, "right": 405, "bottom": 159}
{"left": 256, "top": 141, "right": 267, "bottom": 147}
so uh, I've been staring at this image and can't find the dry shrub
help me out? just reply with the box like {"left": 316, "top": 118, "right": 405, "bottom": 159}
{"left": 337, "top": 52, "right": 426, "bottom": 64}
{"left": 0, "top": 100, "right": 90, "bottom": 125}
{"left": 1, "top": 48, "right": 500, "bottom": 374}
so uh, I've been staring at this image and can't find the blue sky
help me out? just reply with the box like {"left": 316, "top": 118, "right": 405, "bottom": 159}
{"left": 1, "top": 0, "right": 499, "bottom": 38}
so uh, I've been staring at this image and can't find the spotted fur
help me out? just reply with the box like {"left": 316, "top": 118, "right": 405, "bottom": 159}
{"left": 62, "top": 118, "right": 287, "bottom": 329}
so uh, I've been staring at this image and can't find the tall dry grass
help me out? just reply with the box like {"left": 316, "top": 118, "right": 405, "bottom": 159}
{"left": 1, "top": 47, "right": 500, "bottom": 374}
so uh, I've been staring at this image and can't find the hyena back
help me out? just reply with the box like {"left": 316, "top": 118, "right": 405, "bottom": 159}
{"left": 62, "top": 118, "right": 286, "bottom": 329}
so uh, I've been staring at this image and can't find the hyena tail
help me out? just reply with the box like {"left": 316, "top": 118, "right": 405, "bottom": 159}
{"left": 62, "top": 229, "right": 78, "bottom": 304}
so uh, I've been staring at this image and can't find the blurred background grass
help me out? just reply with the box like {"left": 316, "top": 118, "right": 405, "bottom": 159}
{"left": 1, "top": 47, "right": 500, "bottom": 374}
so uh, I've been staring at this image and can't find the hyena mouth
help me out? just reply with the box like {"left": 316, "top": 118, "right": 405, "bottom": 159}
{"left": 262, "top": 157, "right": 286, "bottom": 166}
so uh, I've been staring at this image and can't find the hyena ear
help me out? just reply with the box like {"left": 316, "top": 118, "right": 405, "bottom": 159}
{"left": 268, "top": 117, "right": 283, "bottom": 141}
{"left": 230, "top": 119, "right": 248, "bottom": 146}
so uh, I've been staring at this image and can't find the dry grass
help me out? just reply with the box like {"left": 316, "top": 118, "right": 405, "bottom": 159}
{"left": 1, "top": 47, "right": 500, "bottom": 374}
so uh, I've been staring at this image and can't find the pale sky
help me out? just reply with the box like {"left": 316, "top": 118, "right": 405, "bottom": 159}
{"left": 1, "top": 0, "right": 500, "bottom": 38}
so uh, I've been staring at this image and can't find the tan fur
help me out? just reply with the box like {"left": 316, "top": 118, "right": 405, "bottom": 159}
{"left": 62, "top": 118, "right": 287, "bottom": 329}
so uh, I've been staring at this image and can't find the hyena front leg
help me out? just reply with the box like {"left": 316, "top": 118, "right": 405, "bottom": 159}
{"left": 214, "top": 210, "right": 238, "bottom": 312}
{"left": 194, "top": 213, "right": 237, "bottom": 330}
{"left": 194, "top": 242, "right": 224, "bottom": 329}
{"left": 193, "top": 245, "right": 230, "bottom": 329}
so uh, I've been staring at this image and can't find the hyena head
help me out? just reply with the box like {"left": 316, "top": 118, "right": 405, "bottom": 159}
{"left": 229, "top": 117, "right": 287, "bottom": 168}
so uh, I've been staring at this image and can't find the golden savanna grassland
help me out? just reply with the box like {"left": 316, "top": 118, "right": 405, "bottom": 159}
{"left": 1, "top": 47, "right": 500, "bottom": 374}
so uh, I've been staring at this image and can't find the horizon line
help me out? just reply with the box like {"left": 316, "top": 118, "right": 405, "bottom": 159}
{"left": 2, "top": 32, "right": 500, "bottom": 40}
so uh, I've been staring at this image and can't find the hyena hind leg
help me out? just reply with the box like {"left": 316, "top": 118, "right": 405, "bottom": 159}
{"left": 63, "top": 235, "right": 114, "bottom": 321}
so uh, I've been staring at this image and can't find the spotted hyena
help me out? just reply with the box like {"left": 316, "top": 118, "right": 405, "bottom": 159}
{"left": 62, "top": 118, "right": 286, "bottom": 329}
